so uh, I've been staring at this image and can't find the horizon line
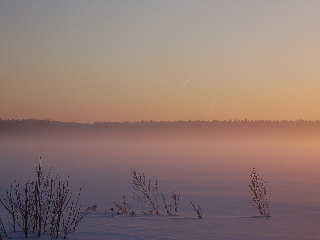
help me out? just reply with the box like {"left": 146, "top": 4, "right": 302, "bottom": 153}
{"left": 1, "top": 118, "right": 320, "bottom": 125}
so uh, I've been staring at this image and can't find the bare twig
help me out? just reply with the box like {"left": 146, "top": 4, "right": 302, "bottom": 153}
{"left": 190, "top": 201, "right": 202, "bottom": 219}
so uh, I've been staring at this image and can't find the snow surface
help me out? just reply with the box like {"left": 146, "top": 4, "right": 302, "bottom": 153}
{"left": 1, "top": 141, "right": 320, "bottom": 239}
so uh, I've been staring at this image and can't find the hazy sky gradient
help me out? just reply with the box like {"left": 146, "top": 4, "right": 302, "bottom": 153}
{"left": 1, "top": 1, "right": 320, "bottom": 123}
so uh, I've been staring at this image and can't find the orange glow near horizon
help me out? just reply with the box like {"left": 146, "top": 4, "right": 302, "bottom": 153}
{"left": 1, "top": 1, "right": 320, "bottom": 123}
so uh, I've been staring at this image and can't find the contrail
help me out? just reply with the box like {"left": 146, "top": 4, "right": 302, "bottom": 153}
{"left": 179, "top": 76, "right": 191, "bottom": 88}
{"left": 210, "top": 101, "right": 217, "bottom": 110}
{"left": 179, "top": 79, "right": 189, "bottom": 88}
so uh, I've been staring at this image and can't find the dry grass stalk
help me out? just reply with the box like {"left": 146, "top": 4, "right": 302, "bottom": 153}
{"left": 190, "top": 201, "right": 202, "bottom": 218}
{"left": 161, "top": 189, "right": 180, "bottom": 216}
{"left": 249, "top": 168, "right": 271, "bottom": 219}
{"left": 113, "top": 195, "right": 135, "bottom": 216}
{"left": 109, "top": 208, "right": 114, "bottom": 217}
{"left": 0, "top": 217, "right": 7, "bottom": 239}
{"left": 131, "top": 169, "right": 159, "bottom": 215}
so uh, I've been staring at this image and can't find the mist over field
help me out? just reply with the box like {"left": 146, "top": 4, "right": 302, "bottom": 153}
{"left": 1, "top": 124, "right": 320, "bottom": 239}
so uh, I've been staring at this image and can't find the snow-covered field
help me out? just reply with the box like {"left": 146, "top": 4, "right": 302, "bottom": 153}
{"left": 1, "top": 141, "right": 320, "bottom": 239}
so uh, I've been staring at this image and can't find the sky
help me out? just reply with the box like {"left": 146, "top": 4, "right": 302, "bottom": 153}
{"left": 1, "top": 1, "right": 320, "bottom": 123}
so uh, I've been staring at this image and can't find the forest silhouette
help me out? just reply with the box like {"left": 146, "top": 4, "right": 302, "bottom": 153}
{"left": 1, "top": 119, "right": 320, "bottom": 141}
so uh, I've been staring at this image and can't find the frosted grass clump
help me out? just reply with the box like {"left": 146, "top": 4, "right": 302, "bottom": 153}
{"left": 249, "top": 168, "right": 271, "bottom": 219}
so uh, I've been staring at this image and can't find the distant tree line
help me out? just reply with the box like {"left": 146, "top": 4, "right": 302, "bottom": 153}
{"left": 1, "top": 119, "right": 320, "bottom": 141}
{"left": 1, "top": 118, "right": 320, "bottom": 131}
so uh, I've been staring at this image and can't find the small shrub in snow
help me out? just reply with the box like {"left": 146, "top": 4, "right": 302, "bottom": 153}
{"left": 0, "top": 158, "right": 94, "bottom": 239}
{"left": 249, "top": 168, "right": 271, "bottom": 219}
{"left": 161, "top": 189, "right": 180, "bottom": 216}
{"left": 131, "top": 169, "right": 160, "bottom": 215}
{"left": 113, "top": 195, "right": 135, "bottom": 216}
